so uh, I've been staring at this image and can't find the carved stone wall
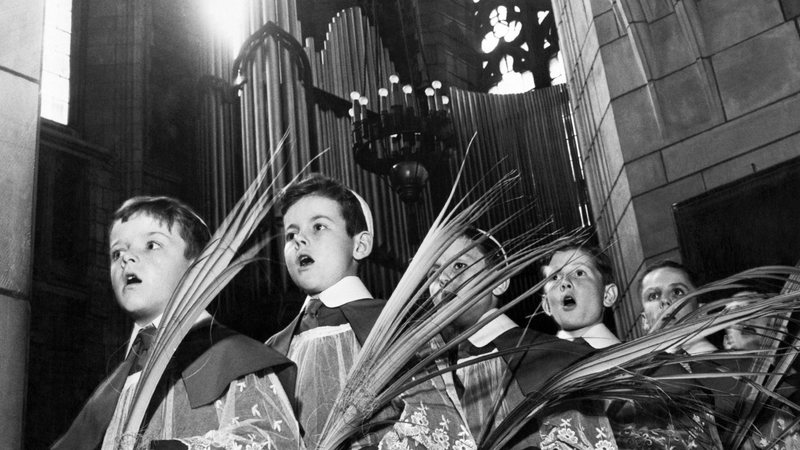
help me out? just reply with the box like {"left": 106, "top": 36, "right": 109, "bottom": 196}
{"left": 0, "top": 2, "right": 43, "bottom": 447}
{"left": 552, "top": 0, "right": 800, "bottom": 338}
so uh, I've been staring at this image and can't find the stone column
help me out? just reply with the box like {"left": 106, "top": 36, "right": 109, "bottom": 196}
{"left": 552, "top": 0, "right": 800, "bottom": 338}
{"left": 0, "top": 0, "right": 45, "bottom": 447}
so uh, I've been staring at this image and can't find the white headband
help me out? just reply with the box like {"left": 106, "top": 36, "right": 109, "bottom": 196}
{"left": 349, "top": 189, "right": 374, "bottom": 236}
{"left": 475, "top": 227, "right": 508, "bottom": 264}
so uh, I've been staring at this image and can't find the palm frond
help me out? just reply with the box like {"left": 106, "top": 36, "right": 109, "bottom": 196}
{"left": 316, "top": 148, "right": 590, "bottom": 448}
{"left": 725, "top": 265, "right": 800, "bottom": 449}
{"left": 482, "top": 267, "right": 800, "bottom": 449}
{"left": 314, "top": 172, "right": 521, "bottom": 448}
{"left": 118, "top": 137, "right": 320, "bottom": 448}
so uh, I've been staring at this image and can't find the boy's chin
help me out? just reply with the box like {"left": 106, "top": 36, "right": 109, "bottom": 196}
{"left": 556, "top": 314, "right": 600, "bottom": 331}
{"left": 118, "top": 297, "right": 167, "bottom": 324}
{"left": 295, "top": 281, "right": 328, "bottom": 296}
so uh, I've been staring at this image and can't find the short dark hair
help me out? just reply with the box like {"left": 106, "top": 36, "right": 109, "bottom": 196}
{"left": 462, "top": 227, "right": 507, "bottom": 267}
{"left": 543, "top": 242, "right": 615, "bottom": 286}
{"left": 638, "top": 260, "right": 696, "bottom": 298}
{"left": 278, "top": 174, "right": 368, "bottom": 237}
{"left": 111, "top": 196, "right": 211, "bottom": 260}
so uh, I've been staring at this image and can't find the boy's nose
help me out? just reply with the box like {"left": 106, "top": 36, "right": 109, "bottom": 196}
{"left": 559, "top": 279, "right": 572, "bottom": 290}
{"left": 723, "top": 330, "right": 738, "bottom": 350}
{"left": 292, "top": 232, "right": 309, "bottom": 247}
{"left": 120, "top": 251, "right": 138, "bottom": 266}
{"left": 437, "top": 271, "right": 452, "bottom": 289}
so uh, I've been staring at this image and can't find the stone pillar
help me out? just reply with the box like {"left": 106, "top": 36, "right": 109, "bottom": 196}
{"left": 552, "top": 0, "right": 800, "bottom": 338}
{"left": 0, "top": 0, "right": 44, "bottom": 447}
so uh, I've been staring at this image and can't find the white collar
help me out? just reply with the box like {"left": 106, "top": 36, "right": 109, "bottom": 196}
{"left": 304, "top": 276, "right": 372, "bottom": 309}
{"left": 127, "top": 309, "right": 212, "bottom": 354}
{"left": 557, "top": 322, "right": 620, "bottom": 349}
{"left": 468, "top": 308, "right": 518, "bottom": 348}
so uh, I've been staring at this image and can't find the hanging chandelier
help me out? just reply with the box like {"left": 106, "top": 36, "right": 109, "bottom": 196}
{"left": 351, "top": 76, "right": 453, "bottom": 203}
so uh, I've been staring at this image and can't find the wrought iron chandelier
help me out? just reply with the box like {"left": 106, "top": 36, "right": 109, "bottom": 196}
{"left": 350, "top": 76, "right": 453, "bottom": 203}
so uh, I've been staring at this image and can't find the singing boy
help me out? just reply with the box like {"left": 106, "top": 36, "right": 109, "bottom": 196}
{"left": 53, "top": 196, "right": 302, "bottom": 450}
{"left": 266, "top": 174, "right": 385, "bottom": 448}
{"left": 428, "top": 229, "right": 594, "bottom": 447}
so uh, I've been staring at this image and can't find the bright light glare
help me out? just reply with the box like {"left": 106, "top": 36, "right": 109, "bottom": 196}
{"left": 203, "top": 0, "right": 247, "bottom": 58}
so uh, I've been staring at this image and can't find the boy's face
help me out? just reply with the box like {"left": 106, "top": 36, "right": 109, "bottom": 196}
{"left": 640, "top": 267, "right": 697, "bottom": 332}
{"left": 109, "top": 212, "right": 193, "bottom": 326}
{"left": 542, "top": 248, "right": 613, "bottom": 332}
{"left": 428, "top": 236, "right": 498, "bottom": 330}
{"left": 283, "top": 195, "right": 362, "bottom": 295}
{"left": 723, "top": 295, "right": 768, "bottom": 351}
{"left": 724, "top": 316, "right": 769, "bottom": 351}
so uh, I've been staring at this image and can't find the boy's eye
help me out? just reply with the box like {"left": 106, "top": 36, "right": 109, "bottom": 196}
{"left": 647, "top": 291, "right": 660, "bottom": 302}
{"left": 146, "top": 241, "right": 162, "bottom": 250}
{"left": 285, "top": 232, "right": 295, "bottom": 241}
{"left": 550, "top": 273, "right": 559, "bottom": 281}
{"left": 313, "top": 223, "right": 328, "bottom": 231}
{"left": 453, "top": 262, "right": 467, "bottom": 271}
{"left": 110, "top": 250, "right": 121, "bottom": 261}
{"left": 741, "top": 326, "right": 758, "bottom": 335}
{"left": 575, "top": 269, "right": 585, "bottom": 277}
{"left": 672, "top": 288, "right": 686, "bottom": 298}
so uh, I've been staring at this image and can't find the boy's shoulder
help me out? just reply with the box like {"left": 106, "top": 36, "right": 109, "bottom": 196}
{"left": 493, "top": 326, "right": 594, "bottom": 396}
{"left": 338, "top": 298, "right": 386, "bottom": 345}
{"left": 176, "top": 321, "right": 293, "bottom": 408}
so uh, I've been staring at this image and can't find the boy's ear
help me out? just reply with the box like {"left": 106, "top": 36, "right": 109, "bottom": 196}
{"left": 352, "top": 231, "right": 373, "bottom": 261}
{"left": 492, "top": 278, "right": 510, "bottom": 297}
{"left": 602, "top": 283, "right": 618, "bottom": 308}
{"left": 541, "top": 295, "right": 552, "bottom": 316}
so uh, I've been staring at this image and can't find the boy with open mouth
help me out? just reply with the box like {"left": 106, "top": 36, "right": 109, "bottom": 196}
{"left": 53, "top": 196, "right": 302, "bottom": 449}
{"left": 266, "top": 174, "right": 383, "bottom": 449}
{"left": 541, "top": 244, "right": 620, "bottom": 348}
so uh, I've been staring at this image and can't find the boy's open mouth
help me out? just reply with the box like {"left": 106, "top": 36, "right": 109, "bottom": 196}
{"left": 298, "top": 255, "right": 314, "bottom": 267}
{"left": 561, "top": 295, "right": 576, "bottom": 309}
{"left": 125, "top": 273, "right": 142, "bottom": 286}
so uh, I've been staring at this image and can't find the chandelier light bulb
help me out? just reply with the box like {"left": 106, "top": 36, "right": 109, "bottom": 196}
{"left": 378, "top": 88, "right": 388, "bottom": 97}
{"left": 425, "top": 87, "right": 435, "bottom": 97}
{"left": 402, "top": 84, "right": 413, "bottom": 94}
{"left": 350, "top": 91, "right": 361, "bottom": 100}
{"left": 389, "top": 74, "right": 400, "bottom": 84}
{"left": 359, "top": 96, "right": 369, "bottom": 105}
{"left": 431, "top": 80, "right": 442, "bottom": 89}
{"left": 441, "top": 95, "right": 450, "bottom": 105}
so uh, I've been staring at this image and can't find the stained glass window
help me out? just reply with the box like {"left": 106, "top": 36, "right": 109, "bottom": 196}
{"left": 475, "top": 0, "right": 563, "bottom": 94}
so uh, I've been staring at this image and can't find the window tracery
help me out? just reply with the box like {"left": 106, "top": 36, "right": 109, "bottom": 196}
{"left": 475, "top": 0, "right": 563, "bottom": 94}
